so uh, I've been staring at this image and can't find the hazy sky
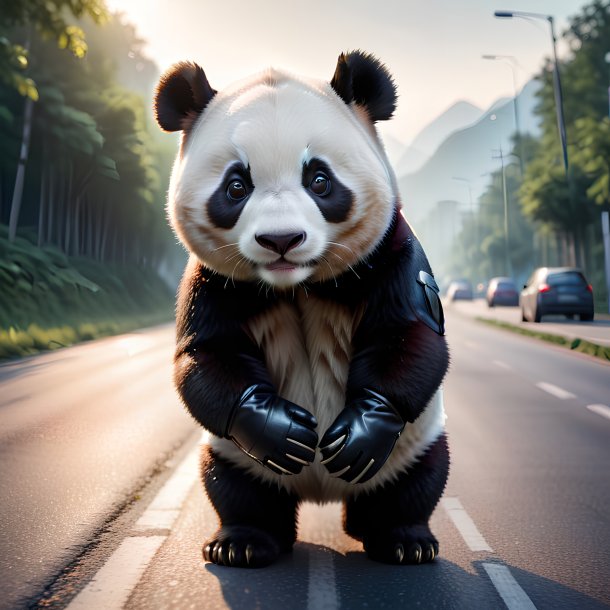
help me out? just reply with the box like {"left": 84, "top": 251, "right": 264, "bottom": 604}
{"left": 107, "top": 0, "right": 592, "bottom": 144}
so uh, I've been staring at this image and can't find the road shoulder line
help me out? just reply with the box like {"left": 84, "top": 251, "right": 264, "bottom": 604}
{"left": 65, "top": 440, "right": 201, "bottom": 609}
{"left": 441, "top": 497, "right": 493, "bottom": 552}
{"left": 482, "top": 563, "right": 537, "bottom": 610}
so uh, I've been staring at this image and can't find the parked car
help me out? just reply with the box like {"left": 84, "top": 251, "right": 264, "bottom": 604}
{"left": 486, "top": 277, "right": 519, "bottom": 307}
{"left": 447, "top": 280, "right": 473, "bottom": 301}
{"left": 520, "top": 267, "right": 594, "bottom": 323}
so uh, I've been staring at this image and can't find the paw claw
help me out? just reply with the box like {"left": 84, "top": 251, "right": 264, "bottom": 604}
{"left": 228, "top": 543, "right": 236, "bottom": 565}
{"left": 395, "top": 544, "right": 404, "bottom": 563}
{"left": 203, "top": 543, "right": 212, "bottom": 562}
{"left": 409, "top": 543, "right": 422, "bottom": 564}
{"left": 245, "top": 544, "right": 253, "bottom": 565}
{"left": 211, "top": 542, "right": 220, "bottom": 564}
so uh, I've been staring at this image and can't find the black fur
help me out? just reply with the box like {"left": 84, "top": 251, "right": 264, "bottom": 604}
{"left": 207, "top": 162, "right": 254, "bottom": 229}
{"left": 330, "top": 51, "right": 397, "bottom": 122}
{"left": 301, "top": 157, "right": 353, "bottom": 223}
{"left": 155, "top": 61, "right": 216, "bottom": 133}
{"left": 174, "top": 209, "right": 447, "bottom": 437}
{"left": 344, "top": 433, "right": 450, "bottom": 564}
{"left": 202, "top": 447, "right": 298, "bottom": 568}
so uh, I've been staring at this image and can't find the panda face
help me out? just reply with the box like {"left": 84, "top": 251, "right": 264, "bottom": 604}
{"left": 160, "top": 58, "right": 397, "bottom": 289}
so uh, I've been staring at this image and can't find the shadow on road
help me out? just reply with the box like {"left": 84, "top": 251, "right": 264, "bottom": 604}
{"left": 207, "top": 542, "right": 608, "bottom": 609}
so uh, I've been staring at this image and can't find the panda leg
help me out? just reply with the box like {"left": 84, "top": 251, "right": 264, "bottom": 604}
{"left": 201, "top": 446, "right": 299, "bottom": 568}
{"left": 343, "top": 433, "right": 449, "bottom": 565}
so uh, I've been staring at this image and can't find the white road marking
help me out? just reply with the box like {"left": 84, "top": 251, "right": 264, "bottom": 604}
{"left": 587, "top": 404, "right": 610, "bottom": 421}
{"left": 134, "top": 446, "right": 199, "bottom": 532}
{"left": 442, "top": 497, "right": 493, "bottom": 552}
{"left": 483, "top": 563, "right": 538, "bottom": 610}
{"left": 535, "top": 382, "right": 576, "bottom": 400}
{"left": 67, "top": 440, "right": 202, "bottom": 609}
{"left": 307, "top": 547, "right": 338, "bottom": 610}
{"left": 66, "top": 536, "right": 166, "bottom": 610}
{"left": 493, "top": 360, "right": 512, "bottom": 370}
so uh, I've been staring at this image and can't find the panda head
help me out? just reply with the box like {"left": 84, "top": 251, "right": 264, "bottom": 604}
{"left": 155, "top": 51, "right": 398, "bottom": 289}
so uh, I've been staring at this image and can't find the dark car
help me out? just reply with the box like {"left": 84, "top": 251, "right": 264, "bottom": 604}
{"left": 520, "top": 267, "right": 594, "bottom": 322}
{"left": 486, "top": 277, "right": 519, "bottom": 307}
{"left": 447, "top": 280, "right": 473, "bottom": 301}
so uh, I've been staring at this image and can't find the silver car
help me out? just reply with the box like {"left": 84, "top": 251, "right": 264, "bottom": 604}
{"left": 520, "top": 267, "right": 594, "bottom": 323}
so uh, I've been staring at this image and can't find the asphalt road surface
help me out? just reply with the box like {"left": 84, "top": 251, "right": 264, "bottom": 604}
{"left": 1, "top": 310, "right": 609, "bottom": 609}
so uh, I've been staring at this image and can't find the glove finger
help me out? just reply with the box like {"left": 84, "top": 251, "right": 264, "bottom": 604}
{"left": 288, "top": 404, "right": 318, "bottom": 429}
{"left": 285, "top": 436, "right": 317, "bottom": 464}
{"left": 287, "top": 423, "right": 318, "bottom": 454}
{"left": 265, "top": 456, "right": 301, "bottom": 475}
{"left": 323, "top": 441, "right": 358, "bottom": 476}
{"left": 319, "top": 418, "right": 349, "bottom": 452}
{"left": 345, "top": 454, "right": 381, "bottom": 484}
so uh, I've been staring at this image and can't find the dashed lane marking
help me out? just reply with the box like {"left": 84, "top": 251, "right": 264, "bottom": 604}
{"left": 307, "top": 547, "right": 338, "bottom": 610}
{"left": 535, "top": 382, "right": 576, "bottom": 400}
{"left": 66, "top": 439, "right": 201, "bottom": 610}
{"left": 441, "top": 497, "right": 493, "bottom": 552}
{"left": 134, "top": 444, "right": 200, "bottom": 532}
{"left": 66, "top": 536, "right": 167, "bottom": 610}
{"left": 493, "top": 360, "right": 512, "bottom": 370}
{"left": 443, "top": 499, "right": 538, "bottom": 609}
{"left": 587, "top": 404, "right": 610, "bottom": 421}
{"left": 483, "top": 563, "right": 538, "bottom": 610}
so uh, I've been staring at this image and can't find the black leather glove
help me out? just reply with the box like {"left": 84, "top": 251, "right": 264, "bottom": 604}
{"left": 226, "top": 384, "right": 318, "bottom": 475}
{"left": 320, "top": 388, "right": 404, "bottom": 484}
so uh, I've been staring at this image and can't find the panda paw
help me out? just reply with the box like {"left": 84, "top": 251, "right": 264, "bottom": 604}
{"left": 364, "top": 525, "right": 439, "bottom": 565}
{"left": 202, "top": 526, "right": 281, "bottom": 568}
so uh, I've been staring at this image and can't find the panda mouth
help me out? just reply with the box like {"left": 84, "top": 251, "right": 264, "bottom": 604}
{"left": 263, "top": 257, "right": 316, "bottom": 272}
{"left": 265, "top": 260, "right": 297, "bottom": 272}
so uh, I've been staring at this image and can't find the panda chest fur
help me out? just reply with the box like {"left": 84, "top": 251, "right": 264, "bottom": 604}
{"left": 246, "top": 289, "right": 362, "bottom": 437}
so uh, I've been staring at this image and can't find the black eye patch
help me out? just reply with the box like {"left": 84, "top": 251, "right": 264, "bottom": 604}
{"left": 302, "top": 158, "right": 353, "bottom": 223}
{"left": 207, "top": 162, "right": 254, "bottom": 229}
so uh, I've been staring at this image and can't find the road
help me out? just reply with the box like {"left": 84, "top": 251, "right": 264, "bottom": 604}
{"left": 1, "top": 310, "right": 609, "bottom": 609}
{"left": 449, "top": 298, "right": 610, "bottom": 346}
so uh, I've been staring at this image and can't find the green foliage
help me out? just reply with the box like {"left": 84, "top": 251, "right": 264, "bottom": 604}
{"left": 0, "top": 0, "right": 107, "bottom": 96}
{"left": 0, "top": 226, "right": 173, "bottom": 360}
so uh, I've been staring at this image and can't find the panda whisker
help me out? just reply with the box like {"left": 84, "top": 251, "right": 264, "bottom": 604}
{"left": 319, "top": 256, "right": 338, "bottom": 288}
{"left": 327, "top": 250, "right": 361, "bottom": 280}
{"left": 327, "top": 241, "right": 356, "bottom": 257}
{"left": 212, "top": 242, "right": 240, "bottom": 253}
{"left": 230, "top": 257, "right": 247, "bottom": 287}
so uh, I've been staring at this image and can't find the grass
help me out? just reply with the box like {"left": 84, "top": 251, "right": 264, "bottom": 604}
{"left": 475, "top": 317, "right": 610, "bottom": 362}
{"left": 0, "top": 225, "right": 175, "bottom": 361}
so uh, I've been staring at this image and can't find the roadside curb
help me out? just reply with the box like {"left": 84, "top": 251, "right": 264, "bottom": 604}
{"left": 475, "top": 316, "right": 610, "bottom": 362}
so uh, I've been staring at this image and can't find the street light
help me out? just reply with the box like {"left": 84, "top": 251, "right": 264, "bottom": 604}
{"left": 494, "top": 10, "right": 569, "bottom": 174}
{"left": 482, "top": 54, "right": 525, "bottom": 176}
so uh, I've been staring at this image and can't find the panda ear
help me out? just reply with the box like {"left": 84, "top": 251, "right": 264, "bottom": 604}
{"left": 330, "top": 51, "right": 397, "bottom": 122}
{"left": 154, "top": 61, "right": 217, "bottom": 132}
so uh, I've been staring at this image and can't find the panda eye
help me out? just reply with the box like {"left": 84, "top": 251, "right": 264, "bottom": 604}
{"left": 310, "top": 172, "right": 331, "bottom": 197}
{"left": 226, "top": 180, "right": 248, "bottom": 202}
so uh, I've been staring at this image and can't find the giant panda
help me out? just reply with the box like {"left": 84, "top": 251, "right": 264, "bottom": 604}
{"left": 154, "top": 51, "right": 449, "bottom": 569}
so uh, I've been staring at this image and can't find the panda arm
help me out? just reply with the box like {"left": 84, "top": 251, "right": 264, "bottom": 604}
{"left": 320, "top": 241, "right": 448, "bottom": 484}
{"left": 346, "top": 244, "right": 449, "bottom": 424}
{"left": 174, "top": 260, "right": 318, "bottom": 474}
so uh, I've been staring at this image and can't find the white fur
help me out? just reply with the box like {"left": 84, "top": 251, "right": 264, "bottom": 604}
{"left": 167, "top": 69, "right": 395, "bottom": 288}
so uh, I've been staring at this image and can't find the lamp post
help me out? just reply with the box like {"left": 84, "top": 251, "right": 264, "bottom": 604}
{"left": 494, "top": 10, "right": 568, "bottom": 174}
{"left": 482, "top": 54, "right": 525, "bottom": 176}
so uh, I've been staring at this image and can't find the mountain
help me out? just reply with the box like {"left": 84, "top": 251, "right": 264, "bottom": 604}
{"left": 397, "top": 78, "right": 541, "bottom": 227}
{"left": 394, "top": 101, "right": 484, "bottom": 175}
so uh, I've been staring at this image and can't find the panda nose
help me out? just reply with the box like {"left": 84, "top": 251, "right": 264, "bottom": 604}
{"left": 255, "top": 232, "right": 306, "bottom": 256}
